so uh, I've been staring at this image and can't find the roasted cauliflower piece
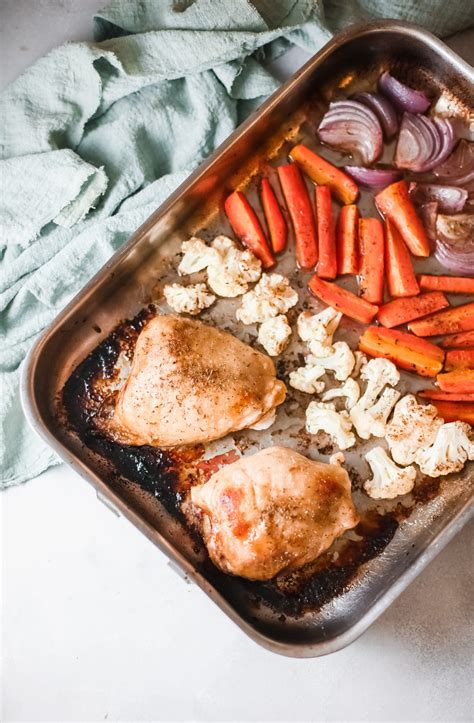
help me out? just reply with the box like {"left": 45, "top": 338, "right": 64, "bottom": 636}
{"left": 163, "top": 283, "right": 215, "bottom": 315}
{"left": 237, "top": 273, "right": 298, "bottom": 324}
{"left": 364, "top": 447, "right": 417, "bottom": 499}
{"left": 415, "top": 421, "right": 474, "bottom": 477}
{"left": 306, "top": 401, "right": 356, "bottom": 450}
{"left": 297, "top": 308, "right": 342, "bottom": 356}
{"left": 385, "top": 395, "right": 444, "bottom": 466}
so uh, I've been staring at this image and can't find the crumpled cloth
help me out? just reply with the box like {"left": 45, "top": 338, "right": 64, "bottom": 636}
{"left": 1, "top": 0, "right": 472, "bottom": 488}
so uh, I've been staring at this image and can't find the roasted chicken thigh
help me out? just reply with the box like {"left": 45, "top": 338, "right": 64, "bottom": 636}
{"left": 107, "top": 316, "right": 286, "bottom": 447}
{"left": 191, "top": 446, "right": 359, "bottom": 580}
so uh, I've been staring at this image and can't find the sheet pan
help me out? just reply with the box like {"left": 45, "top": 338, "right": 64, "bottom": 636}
{"left": 22, "top": 20, "right": 474, "bottom": 657}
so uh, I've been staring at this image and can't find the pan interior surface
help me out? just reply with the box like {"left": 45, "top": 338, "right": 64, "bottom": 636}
{"left": 23, "top": 22, "right": 474, "bottom": 656}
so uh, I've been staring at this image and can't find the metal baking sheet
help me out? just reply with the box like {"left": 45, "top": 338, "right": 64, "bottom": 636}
{"left": 22, "top": 20, "right": 474, "bottom": 657}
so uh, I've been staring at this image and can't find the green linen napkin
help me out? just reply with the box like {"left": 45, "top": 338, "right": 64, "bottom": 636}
{"left": 1, "top": 0, "right": 472, "bottom": 488}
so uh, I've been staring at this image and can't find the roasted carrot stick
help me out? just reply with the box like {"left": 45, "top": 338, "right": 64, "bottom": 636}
{"left": 377, "top": 292, "right": 449, "bottom": 329}
{"left": 336, "top": 204, "right": 359, "bottom": 275}
{"left": 224, "top": 191, "right": 275, "bottom": 268}
{"left": 315, "top": 186, "right": 337, "bottom": 279}
{"left": 416, "top": 274, "right": 474, "bottom": 295}
{"left": 437, "top": 369, "right": 474, "bottom": 394}
{"left": 385, "top": 219, "right": 419, "bottom": 298}
{"left": 359, "top": 326, "right": 444, "bottom": 377}
{"left": 308, "top": 276, "right": 378, "bottom": 325}
{"left": 424, "top": 400, "right": 474, "bottom": 425}
{"left": 278, "top": 164, "right": 318, "bottom": 269}
{"left": 289, "top": 144, "right": 359, "bottom": 205}
{"left": 358, "top": 218, "right": 385, "bottom": 305}
{"left": 445, "top": 349, "right": 474, "bottom": 371}
{"left": 375, "top": 180, "right": 430, "bottom": 257}
{"left": 418, "top": 390, "right": 474, "bottom": 402}
{"left": 260, "top": 178, "right": 287, "bottom": 254}
{"left": 408, "top": 302, "right": 474, "bottom": 337}
{"left": 439, "top": 330, "right": 474, "bottom": 349}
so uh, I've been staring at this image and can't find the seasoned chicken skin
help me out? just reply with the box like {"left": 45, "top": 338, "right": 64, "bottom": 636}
{"left": 107, "top": 316, "right": 286, "bottom": 447}
{"left": 191, "top": 446, "right": 359, "bottom": 580}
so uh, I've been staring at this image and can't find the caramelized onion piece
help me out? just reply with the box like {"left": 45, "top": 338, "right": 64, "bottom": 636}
{"left": 433, "top": 140, "right": 474, "bottom": 186}
{"left": 318, "top": 100, "right": 383, "bottom": 165}
{"left": 353, "top": 91, "right": 398, "bottom": 139}
{"left": 395, "top": 113, "right": 455, "bottom": 172}
{"left": 379, "top": 71, "right": 430, "bottom": 113}
{"left": 435, "top": 213, "right": 474, "bottom": 275}
{"left": 409, "top": 183, "right": 467, "bottom": 213}
{"left": 344, "top": 166, "right": 401, "bottom": 188}
{"left": 418, "top": 202, "right": 438, "bottom": 243}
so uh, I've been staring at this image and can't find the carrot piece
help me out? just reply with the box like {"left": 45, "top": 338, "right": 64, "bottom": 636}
{"left": 408, "top": 302, "right": 474, "bottom": 337}
{"left": 385, "top": 219, "right": 420, "bottom": 298}
{"left": 359, "top": 326, "right": 444, "bottom": 377}
{"left": 425, "top": 400, "right": 474, "bottom": 425}
{"left": 439, "top": 330, "right": 474, "bottom": 349}
{"left": 363, "top": 326, "right": 444, "bottom": 362}
{"left": 260, "top": 178, "right": 287, "bottom": 254}
{"left": 445, "top": 349, "right": 474, "bottom": 371}
{"left": 315, "top": 186, "right": 337, "bottom": 279}
{"left": 224, "top": 191, "right": 275, "bottom": 268}
{"left": 277, "top": 164, "right": 318, "bottom": 269}
{"left": 358, "top": 218, "right": 385, "bottom": 305}
{"left": 377, "top": 291, "right": 449, "bottom": 329}
{"left": 418, "top": 390, "right": 474, "bottom": 402}
{"left": 375, "top": 180, "right": 430, "bottom": 257}
{"left": 289, "top": 144, "right": 359, "bottom": 205}
{"left": 308, "top": 276, "right": 378, "bottom": 325}
{"left": 336, "top": 204, "right": 359, "bottom": 275}
{"left": 417, "top": 274, "right": 474, "bottom": 295}
{"left": 437, "top": 369, "right": 474, "bottom": 394}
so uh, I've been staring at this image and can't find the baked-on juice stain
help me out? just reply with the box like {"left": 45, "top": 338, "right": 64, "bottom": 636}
{"left": 61, "top": 307, "right": 437, "bottom": 618}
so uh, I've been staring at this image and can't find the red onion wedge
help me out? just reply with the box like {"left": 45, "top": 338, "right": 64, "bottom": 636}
{"left": 353, "top": 91, "right": 398, "bottom": 139}
{"left": 395, "top": 113, "right": 455, "bottom": 172}
{"left": 409, "top": 183, "right": 468, "bottom": 213}
{"left": 318, "top": 100, "right": 383, "bottom": 165}
{"left": 344, "top": 166, "right": 401, "bottom": 189}
{"left": 435, "top": 213, "right": 474, "bottom": 275}
{"left": 379, "top": 71, "right": 430, "bottom": 113}
{"left": 433, "top": 140, "right": 474, "bottom": 186}
{"left": 418, "top": 202, "right": 438, "bottom": 243}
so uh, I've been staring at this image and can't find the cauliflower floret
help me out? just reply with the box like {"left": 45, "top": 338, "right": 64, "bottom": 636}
{"left": 307, "top": 341, "right": 355, "bottom": 382}
{"left": 178, "top": 237, "right": 216, "bottom": 274}
{"left": 306, "top": 401, "right": 356, "bottom": 450}
{"left": 236, "top": 273, "right": 298, "bottom": 324}
{"left": 359, "top": 358, "right": 400, "bottom": 404}
{"left": 352, "top": 351, "right": 368, "bottom": 378}
{"left": 329, "top": 452, "right": 345, "bottom": 466}
{"left": 351, "top": 387, "right": 401, "bottom": 439}
{"left": 289, "top": 363, "right": 326, "bottom": 394}
{"left": 297, "top": 308, "right": 342, "bottom": 356}
{"left": 349, "top": 358, "right": 400, "bottom": 439}
{"left": 257, "top": 315, "right": 292, "bottom": 356}
{"left": 322, "top": 378, "right": 360, "bottom": 410}
{"left": 178, "top": 235, "right": 261, "bottom": 297}
{"left": 385, "top": 394, "right": 444, "bottom": 466}
{"left": 163, "top": 283, "right": 215, "bottom": 315}
{"left": 415, "top": 421, "right": 474, "bottom": 477}
{"left": 364, "top": 447, "right": 417, "bottom": 499}
{"left": 366, "top": 388, "right": 401, "bottom": 434}
{"left": 206, "top": 236, "right": 261, "bottom": 297}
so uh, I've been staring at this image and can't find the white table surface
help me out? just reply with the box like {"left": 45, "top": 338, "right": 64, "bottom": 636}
{"left": 1, "top": 3, "right": 473, "bottom": 721}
